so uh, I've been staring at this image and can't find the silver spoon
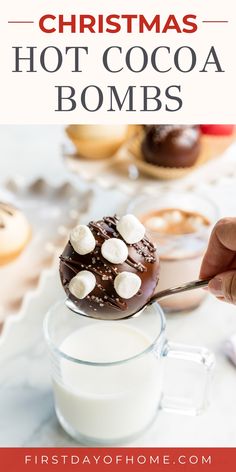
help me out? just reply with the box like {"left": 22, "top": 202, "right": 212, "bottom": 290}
{"left": 66, "top": 278, "right": 211, "bottom": 320}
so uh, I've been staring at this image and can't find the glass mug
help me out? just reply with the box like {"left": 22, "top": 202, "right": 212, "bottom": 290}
{"left": 44, "top": 300, "right": 214, "bottom": 445}
{"left": 127, "top": 191, "right": 219, "bottom": 313}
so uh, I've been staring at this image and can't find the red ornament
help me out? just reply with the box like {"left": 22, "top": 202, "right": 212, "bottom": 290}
{"left": 200, "top": 125, "right": 234, "bottom": 136}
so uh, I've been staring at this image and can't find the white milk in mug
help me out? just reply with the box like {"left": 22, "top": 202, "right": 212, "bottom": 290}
{"left": 53, "top": 323, "right": 163, "bottom": 443}
{"left": 45, "top": 300, "right": 214, "bottom": 445}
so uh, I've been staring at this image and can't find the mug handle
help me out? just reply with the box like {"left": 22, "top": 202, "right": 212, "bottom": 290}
{"left": 160, "top": 341, "right": 215, "bottom": 416}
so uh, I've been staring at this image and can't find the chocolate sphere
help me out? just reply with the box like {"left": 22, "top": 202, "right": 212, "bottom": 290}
{"left": 141, "top": 125, "right": 201, "bottom": 168}
{"left": 60, "top": 216, "right": 159, "bottom": 319}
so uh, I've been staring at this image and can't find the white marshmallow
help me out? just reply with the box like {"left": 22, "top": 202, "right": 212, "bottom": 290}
{"left": 69, "top": 270, "right": 96, "bottom": 299}
{"left": 117, "top": 214, "right": 145, "bottom": 244}
{"left": 163, "top": 210, "right": 183, "bottom": 225}
{"left": 188, "top": 215, "right": 204, "bottom": 231}
{"left": 114, "top": 272, "right": 141, "bottom": 299}
{"left": 101, "top": 238, "right": 128, "bottom": 264}
{"left": 70, "top": 224, "right": 96, "bottom": 255}
{"left": 145, "top": 216, "right": 167, "bottom": 232}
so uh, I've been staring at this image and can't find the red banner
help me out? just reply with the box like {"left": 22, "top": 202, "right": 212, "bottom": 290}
{"left": 0, "top": 448, "right": 234, "bottom": 472}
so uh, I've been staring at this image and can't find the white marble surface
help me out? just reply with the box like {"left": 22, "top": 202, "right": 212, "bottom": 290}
{"left": 0, "top": 126, "right": 236, "bottom": 447}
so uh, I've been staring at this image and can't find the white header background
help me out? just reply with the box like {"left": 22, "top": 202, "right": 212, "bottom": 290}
{"left": 0, "top": 0, "right": 235, "bottom": 124}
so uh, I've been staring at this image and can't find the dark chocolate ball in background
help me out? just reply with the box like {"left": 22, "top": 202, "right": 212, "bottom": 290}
{"left": 59, "top": 215, "right": 160, "bottom": 320}
{"left": 141, "top": 125, "right": 201, "bottom": 168}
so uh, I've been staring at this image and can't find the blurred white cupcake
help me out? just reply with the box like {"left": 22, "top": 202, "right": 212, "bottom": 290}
{"left": 66, "top": 125, "right": 129, "bottom": 159}
{"left": 0, "top": 202, "right": 31, "bottom": 265}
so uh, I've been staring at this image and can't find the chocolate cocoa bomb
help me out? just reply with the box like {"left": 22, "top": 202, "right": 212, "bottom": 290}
{"left": 60, "top": 216, "right": 159, "bottom": 320}
{"left": 141, "top": 125, "right": 201, "bottom": 168}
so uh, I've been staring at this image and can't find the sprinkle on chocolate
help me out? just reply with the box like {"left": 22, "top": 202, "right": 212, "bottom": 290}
{"left": 59, "top": 215, "right": 159, "bottom": 320}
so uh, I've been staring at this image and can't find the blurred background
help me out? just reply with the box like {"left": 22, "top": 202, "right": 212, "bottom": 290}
{"left": 0, "top": 124, "right": 236, "bottom": 447}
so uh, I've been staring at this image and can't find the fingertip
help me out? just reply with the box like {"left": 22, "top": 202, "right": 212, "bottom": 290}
{"left": 208, "top": 277, "right": 223, "bottom": 298}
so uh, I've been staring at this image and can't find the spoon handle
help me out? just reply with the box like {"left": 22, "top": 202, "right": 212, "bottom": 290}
{"left": 149, "top": 278, "right": 211, "bottom": 304}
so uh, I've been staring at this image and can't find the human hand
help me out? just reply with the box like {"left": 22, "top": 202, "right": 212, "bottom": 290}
{"left": 200, "top": 218, "right": 236, "bottom": 304}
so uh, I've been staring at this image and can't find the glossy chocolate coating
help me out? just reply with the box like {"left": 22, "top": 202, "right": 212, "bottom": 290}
{"left": 142, "top": 125, "right": 201, "bottom": 168}
{"left": 60, "top": 216, "right": 159, "bottom": 320}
